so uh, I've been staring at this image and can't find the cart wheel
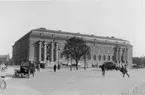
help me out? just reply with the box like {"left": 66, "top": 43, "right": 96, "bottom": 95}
{"left": 0, "top": 80, "right": 6, "bottom": 91}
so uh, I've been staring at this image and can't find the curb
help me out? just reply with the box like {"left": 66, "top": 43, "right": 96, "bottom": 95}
{"left": 128, "top": 81, "right": 145, "bottom": 95}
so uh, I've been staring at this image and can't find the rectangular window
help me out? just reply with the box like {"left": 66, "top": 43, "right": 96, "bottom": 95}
{"left": 89, "top": 55, "right": 91, "bottom": 60}
{"left": 99, "top": 55, "right": 101, "bottom": 60}
{"left": 46, "top": 43, "right": 51, "bottom": 61}
{"left": 93, "top": 55, "right": 96, "bottom": 60}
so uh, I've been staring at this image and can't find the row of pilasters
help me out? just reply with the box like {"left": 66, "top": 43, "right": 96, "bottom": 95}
{"left": 38, "top": 41, "right": 58, "bottom": 63}
{"left": 115, "top": 47, "right": 128, "bottom": 64}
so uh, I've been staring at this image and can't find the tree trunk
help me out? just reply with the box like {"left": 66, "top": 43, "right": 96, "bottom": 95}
{"left": 84, "top": 55, "right": 86, "bottom": 70}
{"left": 70, "top": 58, "right": 72, "bottom": 71}
{"left": 84, "top": 61, "right": 86, "bottom": 70}
{"left": 76, "top": 64, "right": 78, "bottom": 70}
{"left": 76, "top": 60, "right": 78, "bottom": 70}
{"left": 70, "top": 65, "right": 72, "bottom": 71}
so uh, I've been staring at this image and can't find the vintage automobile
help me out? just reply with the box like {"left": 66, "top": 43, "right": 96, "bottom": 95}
{"left": 14, "top": 61, "right": 35, "bottom": 78}
{"left": 103, "top": 62, "right": 119, "bottom": 70}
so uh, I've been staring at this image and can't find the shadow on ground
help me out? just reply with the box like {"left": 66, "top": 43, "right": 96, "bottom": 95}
{"left": 4, "top": 74, "right": 14, "bottom": 78}
{"left": 4, "top": 74, "right": 27, "bottom": 79}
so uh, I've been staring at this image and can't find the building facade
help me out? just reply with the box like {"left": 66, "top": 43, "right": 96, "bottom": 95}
{"left": 12, "top": 28, "right": 133, "bottom": 67}
{"left": 0, "top": 54, "right": 10, "bottom": 65}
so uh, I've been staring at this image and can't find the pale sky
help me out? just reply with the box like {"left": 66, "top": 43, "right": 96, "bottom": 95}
{"left": 0, "top": 0, "right": 145, "bottom": 57}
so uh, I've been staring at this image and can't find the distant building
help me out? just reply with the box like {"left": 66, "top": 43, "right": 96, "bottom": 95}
{"left": 0, "top": 54, "right": 10, "bottom": 65}
{"left": 12, "top": 28, "right": 133, "bottom": 68}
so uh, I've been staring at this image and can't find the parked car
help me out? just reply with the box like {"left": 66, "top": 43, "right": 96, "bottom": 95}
{"left": 104, "top": 62, "right": 118, "bottom": 70}
{"left": 132, "top": 64, "right": 138, "bottom": 69}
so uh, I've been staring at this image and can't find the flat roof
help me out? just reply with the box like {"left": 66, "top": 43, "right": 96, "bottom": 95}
{"left": 32, "top": 28, "right": 129, "bottom": 42}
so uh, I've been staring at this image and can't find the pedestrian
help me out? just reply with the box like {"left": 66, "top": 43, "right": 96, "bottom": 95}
{"left": 120, "top": 65, "right": 123, "bottom": 74}
{"left": 37, "top": 62, "right": 40, "bottom": 71}
{"left": 30, "top": 62, "right": 35, "bottom": 77}
{"left": 57, "top": 64, "right": 60, "bottom": 70}
{"left": 53, "top": 64, "right": 57, "bottom": 72}
{"left": 100, "top": 63, "right": 105, "bottom": 76}
{"left": 122, "top": 64, "right": 130, "bottom": 78}
{"left": 5, "top": 63, "right": 8, "bottom": 69}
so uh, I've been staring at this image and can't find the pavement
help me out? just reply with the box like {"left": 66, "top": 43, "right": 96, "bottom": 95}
{"left": 129, "top": 82, "right": 145, "bottom": 95}
{"left": 0, "top": 66, "right": 145, "bottom": 95}
{"left": 0, "top": 66, "right": 15, "bottom": 81}
{"left": 0, "top": 66, "right": 42, "bottom": 95}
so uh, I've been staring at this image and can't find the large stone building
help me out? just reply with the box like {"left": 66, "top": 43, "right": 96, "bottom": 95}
{"left": 12, "top": 28, "right": 133, "bottom": 68}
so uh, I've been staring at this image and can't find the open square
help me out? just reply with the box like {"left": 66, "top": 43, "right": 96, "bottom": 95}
{"left": 1, "top": 67, "right": 145, "bottom": 95}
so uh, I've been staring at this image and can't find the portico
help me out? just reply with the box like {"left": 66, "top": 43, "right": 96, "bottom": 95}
{"left": 37, "top": 41, "right": 59, "bottom": 66}
{"left": 114, "top": 47, "right": 128, "bottom": 66}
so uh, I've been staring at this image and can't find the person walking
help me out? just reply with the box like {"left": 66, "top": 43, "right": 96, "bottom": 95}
{"left": 37, "top": 62, "right": 40, "bottom": 72}
{"left": 30, "top": 62, "right": 35, "bottom": 77}
{"left": 53, "top": 64, "right": 57, "bottom": 72}
{"left": 100, "top": 63, "right": 105, "bottom": 76}
{"left": 122, "top": 64, "right": 130, "bottom": 77}
{"left": 57, "top": 64, "right": 60, "bottom": 70}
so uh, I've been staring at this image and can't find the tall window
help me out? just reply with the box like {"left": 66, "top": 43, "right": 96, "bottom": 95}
{"left": 99, "top": 55, "right": 101, "bottom": 60}
{"left": 108, "top": 55, "right": 110, "bottom": 61}
{"left": 93, "top": 55, "right": 96, "bottom": 60}
{"left": 53, "top": 42, "right": 57, "bottom": 61}
{"left": 88, "top": 55, "right": 91, "bottom": 60}
{"left": 41, "top": 42, "right": 44, "bottom": 61}
{"left": 46, "top": 43, "right": 51, "bottom": 61}
{"left": 112, "top": 55, "right": 115, "bottom": 61}
{"left": 103, "top": 55, "right": 106, "bottom": 60}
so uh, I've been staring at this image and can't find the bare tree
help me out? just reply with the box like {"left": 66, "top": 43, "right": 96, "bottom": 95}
{"left": 61, "top": 37, "right": 90, "bottom": 70}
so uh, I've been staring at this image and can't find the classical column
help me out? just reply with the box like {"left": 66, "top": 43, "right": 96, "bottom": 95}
{"left": 119, "top": 48, "right": 122, "bottom": 63}
{"left": 116, "top": 48, "right": 118, "bottom": 63}
{"left": 51, "top": 42, "right": 54, "bottom": 62}
{"left": 118, "top": 48, "right": 120, "bottom": 63}
{"left": 126, "top": 48, "right": 128, "bottom": 63}
{"left": 39, "top": 41, "right": 42, "bottom": 62}
{"left": 121, "top": 48, "right": 124, "bottom": 63}
{"left": 56, "top": 43, "right": 59, "bottom": 64}
{"left": 44, "top": 41, "right": 47, "bottom": 62}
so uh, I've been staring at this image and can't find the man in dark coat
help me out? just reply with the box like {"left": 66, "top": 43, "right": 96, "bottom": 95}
{"left": 53, "top": 64, "right": 57, "bottom": 72}
{"left": 100, "top": 64, "right": 105, "bottom": 76}
{"left": 36, "top": 62, "right": 40, "bottom": 72}
{"left": 121, "top": 64, "right": 130, "bottom": 77}
{"left": 57, "top": 64, "right": 60, "bottom": 70}
{"left": 30, "top": 62, "right": 36, "bottom": 77}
